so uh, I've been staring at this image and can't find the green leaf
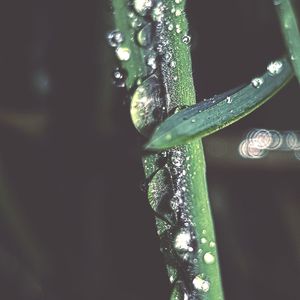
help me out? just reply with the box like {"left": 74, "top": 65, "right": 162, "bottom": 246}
{"left": 145, "top": 58, "right": 293, "bottom": 151}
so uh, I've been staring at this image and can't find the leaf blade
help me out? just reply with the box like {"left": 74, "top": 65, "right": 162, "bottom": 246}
{"left": 146, "top": 58, "right": 293, "bottom": 150}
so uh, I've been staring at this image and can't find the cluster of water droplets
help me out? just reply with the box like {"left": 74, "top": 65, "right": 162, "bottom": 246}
{"left": 251, "top": 59, "right": 284, "bottom": 89}
{"left": 123, "top": 0, "right": 190, "bottom": 135}
{"left": 144, "top": 144, "right": 216, "bottom": 298}
{"left": 107, "top": 30, "right": 129, "bottom": 88}
{"left": 109, "top": 1, "right": 210, "bottom": 298}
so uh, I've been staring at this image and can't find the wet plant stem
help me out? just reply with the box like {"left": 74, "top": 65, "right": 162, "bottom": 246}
{"left": 110, "top": 1, "right": 224, "bottom": 299}
{"left": 275, "top": 0, "right": 300, "bottom": 84}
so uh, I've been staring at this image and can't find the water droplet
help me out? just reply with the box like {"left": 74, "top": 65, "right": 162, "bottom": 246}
{"left": 147, "top": 53, "right": 157, "bottom": 70}
{"left": 174, "top": 230, "right": 192, "bottom": 252}
{"left": 209, "top": 241, "right": 216, "bottom": 248}
{"left": 175, "top": 9, "right": 182, "bottom": 16}
{"left": 200, "top": 237, "right": 207, "bottom": 244}
{"left": 171, "top": 151, "right": 184, "bottom": 167}
{"left": 131, "top": 18, "right": 143, "bottom": 29}
{"left": 267, "top": 60, "right": 283, "bottom": 76}
{"left": 134, "top": 0, "right": 154, "bottom": 16}
{"left": 176, "top": 24, "right": 182, "bottom": 33}
{"left": 226, "top": 96, "right": 232, "bottom": 104}
{"left": 203, "top": 252, "right": 215, "bottom": 264}
{"left": 191, "top": 119, "right": 196, "bottom": 123}
{"left": 170, "top": 61, "right": 176, "bottom": 68}
{"left": 193, "top": 276, "right": 210, "bottom": 292}
{"left": 130, "top": 74, "right": 163, "bottom": 136}
{"left": 175, "top": 0, "right": 182, "bottom": 3}
{"left": 115, "top": 47, "right": 131, "bottom": 61}
{"left": 152, "top": 2, "right": 165, "bottom": 22}
{"left": 156, "top": 43, "right": 164, "bottom": 54}
{"left": 107, "top": 30, "right": 124, "bottom": 47}
{"left": 168, "top": 24, "right": 174, "bottom": 31}
{"left": 137, "top": 23, "right": 153, "bottom": 47}
{"left": 182, "top": 35, "right": 191, "bottom": 45}
{"left": 166, "top": 133, "right": 172, "bottom": 141}
{"left": 112, "top": 67, "right": 127, "bottom": 87}
{"left": 164, "top": 52, "right": 172, "bottom": 63}
{"left": 251, "top": 77, "right": 264, "bottom": 88}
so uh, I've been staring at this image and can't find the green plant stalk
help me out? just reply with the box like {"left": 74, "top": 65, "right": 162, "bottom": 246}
{"left": 111, "top": 1, "right": 224, "bottom": 299}
{"left": 275, "top": 0, "right": 300, "bottom": 84}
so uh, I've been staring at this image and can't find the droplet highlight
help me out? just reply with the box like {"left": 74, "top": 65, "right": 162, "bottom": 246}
{"left": 115, "top": 47, "right": 131, "bottom": 61}
{"left": 251, "top": 77, "right": 264, "bottom": 88}
{"left": 203, "top": 252, "right": 215, "bottom": 264}
{"left": 134, "top": 0, "right": 154, "bottom": 16}
{"left": 112, "top": 67, "right": 127, "bottom": 87}
{"left": 193, "top": 276, "right": 210, "bottom": 292}
{"left": 107, "top": 30, "right": 124, "bottom": 47}
{"left": 267, "top": 60, "right": 283, "bottom": 76}
{"left": 130, "top": 74, "right": 163, "bottom": 136}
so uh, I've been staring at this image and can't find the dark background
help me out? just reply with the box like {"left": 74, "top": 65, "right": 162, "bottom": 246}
{"left": 0, "top": 0, "right": 299, "bottom": 299}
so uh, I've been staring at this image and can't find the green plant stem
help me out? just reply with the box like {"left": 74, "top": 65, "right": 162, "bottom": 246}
{"left": 275, "top": 0, "right": 300, "bottom": 84}
{"left": 111, "top": 1, "right": 224, "bottom": 299}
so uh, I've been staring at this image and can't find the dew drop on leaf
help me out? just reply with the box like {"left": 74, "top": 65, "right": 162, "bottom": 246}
{"left": 209, "top": 241, "right": 216, "bottom": 248}
{"left": 176, "top": 24, "right": 182, "bottom": 33}
{"left": 151, "top": 2, "right": 165, "bottom": 22}
{"left": 115, "top": 46, "right": 131, "bottom": 61}
{"left": 128, "top": 11, "right": 143, "bottom": 29}
{"left": 226, "top": 96, "right": 232, "bottom": 103}
{"left": 203, "top": 252, "right": 215, "bottom": 264}
{"left": 137, "top": 23, "right": 153, "bottom": 47}
{"left": 130, "top": 74, "right": 163, "bottom": 136}
{"left": 267, "top": 60, "right": 283, "bottom": 76}
{"left": 107, "top": 30, "right": 124, "bottom": 47}
{"left": 170, "top": 61, "right": 176, "bottom": 68}
{"left": 251, "top": 77, "right": 264, "bottom": 88}
{"left": 182, "top": 35, "right": 191, "bottom": 45}
{"left": 174, "top": 229, "right": 195, "bottom": 256}
{"left": 112, "top": 67, "right": 127, "bottom": 87}
{"left": 175, "top": 9, "right": 182, "bottom": 16}
{"left": 200, "top": 237, "right": 207, "bottom": 244}
{"left": 168, "top": 23, "right": 174, "bottom": 31}
{"left": 134, "top": 0, "right": 154, "bottom": 16}
{"left": 193, "top": 276, "right": 210, "bottom": 292}
{"left": 146, "top": 53, "right": 157, "bottom": 70}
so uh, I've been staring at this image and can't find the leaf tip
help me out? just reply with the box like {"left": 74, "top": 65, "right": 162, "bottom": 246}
{"left": 144, "top": 132, "right": 173, "bottom": 151}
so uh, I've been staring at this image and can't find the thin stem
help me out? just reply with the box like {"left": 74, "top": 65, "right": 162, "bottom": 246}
{"left": 110, "top": 1, "right": 224, "bottom": 299}
{"left": 275, "top": 0, "right": 300, "bottom": 84}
